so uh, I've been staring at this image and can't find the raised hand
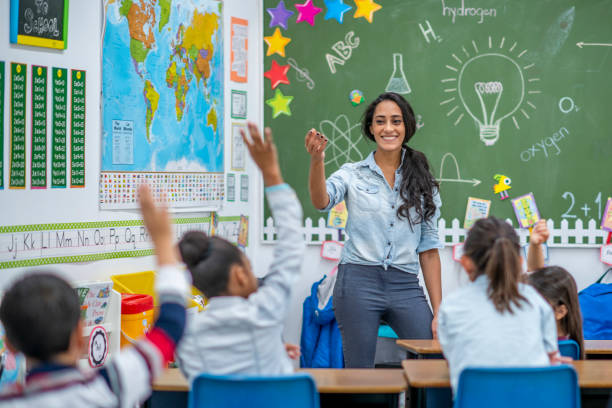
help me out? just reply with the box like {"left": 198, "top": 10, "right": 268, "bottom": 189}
{"left": 304, "top": 128, "right": 328, "bottom": 162}
{"left": 530, "top": 219, "right": 550, "bottom": 245}
{"left": 240, "top": 122, "right": 283, "bottom": 186}
{"left": 138, "top": 184, "right": 177, "bottom": 265}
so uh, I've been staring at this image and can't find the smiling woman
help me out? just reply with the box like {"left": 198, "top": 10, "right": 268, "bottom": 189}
{"left": 304, "top": 92, "right": 443, "bottom": 368}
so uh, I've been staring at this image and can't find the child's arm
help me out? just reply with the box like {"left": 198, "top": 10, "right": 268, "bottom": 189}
{"left": 240, "top": 123, "right": 304, "bottom": 321}
{"left": 99, "top": 186, "right": 191, "bottom": 406}
{"left": 527, "top": 219, "right": 549, "bottom": 272}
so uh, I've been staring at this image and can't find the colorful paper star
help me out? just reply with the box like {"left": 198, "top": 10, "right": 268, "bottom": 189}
{"left": 264, "top": 60, "right": 291, "bottom": 89}
{"left": 324, "top": 0, "right": 352, "bottom": 23}
{"left": 353, "top": 0, "right": 382, "bottom": 23}
{"left": 267, "top": 0, "right": 294, "bottom": 30}
{"left": 295, "top": 0, "right": 323, "bottom": 26}
{"left": 266, "top": 88, "right": 294, "bottom": 118}
{"left": 264, "top": 28, "right": 292, "bottom": 57}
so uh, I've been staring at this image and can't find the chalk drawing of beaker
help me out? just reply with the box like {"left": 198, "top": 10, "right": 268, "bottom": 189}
{"left": 385, "top": 53, "right": 411, "bottom": 95}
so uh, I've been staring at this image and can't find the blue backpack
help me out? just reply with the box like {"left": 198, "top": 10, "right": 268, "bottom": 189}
{"left": 578, "top": 268, "right": 612, "bottom": 340}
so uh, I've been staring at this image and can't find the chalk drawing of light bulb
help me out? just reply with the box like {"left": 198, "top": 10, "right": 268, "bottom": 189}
{"left": 441, "top": 37, "right": 541, "bottom": 146}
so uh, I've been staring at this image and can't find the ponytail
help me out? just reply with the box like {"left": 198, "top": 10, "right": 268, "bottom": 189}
{"left": 178, "top": 231, "right": 244, "bottom": 298}
{"left": 464, "top": 218, "right": 527, "bottom": 314}
{"left": 483, "top": 237, "right": 527, "bottom": 313}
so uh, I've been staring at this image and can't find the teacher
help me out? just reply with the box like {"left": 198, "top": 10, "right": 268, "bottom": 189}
{"left": 305, "top": 92, "right": 442, "bottom": 368}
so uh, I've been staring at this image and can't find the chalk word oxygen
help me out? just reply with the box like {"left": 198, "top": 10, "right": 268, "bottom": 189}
{"left": 519, "top": 127, "right": 569, "bottom": 162}
{"left": 326, "top": 31, "right": 360, "bottom": 74}
{"left": 441, "top": 0, "right": 497, "bottom": 24}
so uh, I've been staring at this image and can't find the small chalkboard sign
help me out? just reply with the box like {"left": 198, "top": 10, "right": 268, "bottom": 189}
{"left": 10, "top": 0, "right": 69, "bottom": 50}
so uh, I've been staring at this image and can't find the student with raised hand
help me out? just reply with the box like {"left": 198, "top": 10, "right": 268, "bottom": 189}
{"left": 525, "top": 220, "right": 585, "bottom": 359}
{"left": 437, "top": 217, "right": 569, "bottom": 394}
{"left": 175, "top": 122, "right": 304, "bottom": 381}
{"left": 0, "top": 185, "right": 191, "bottom": 407}
{"left": 305, "top": 92, "right": 442, "bottom": 368}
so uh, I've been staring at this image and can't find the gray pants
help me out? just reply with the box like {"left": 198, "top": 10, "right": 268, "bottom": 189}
{"left": 333, "top": 263, "right": 433, "bottom": 368}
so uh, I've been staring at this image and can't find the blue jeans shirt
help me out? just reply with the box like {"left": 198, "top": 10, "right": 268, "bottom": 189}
{"left": 322, "top": 150, "right": 442, "bottom": 274}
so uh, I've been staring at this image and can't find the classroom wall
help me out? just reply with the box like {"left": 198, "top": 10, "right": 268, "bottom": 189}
{"left": 0, "top": 0, "right": 264, "bottom": 287}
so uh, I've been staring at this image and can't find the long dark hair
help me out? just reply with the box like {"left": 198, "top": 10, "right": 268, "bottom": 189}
{"left": 528, "top": 266, "right": 585, "bottom": 359}
{"left": 178, "top": 231, "right": 244, "bottom": 298}
{"left": 362, "top": 92, "right": 439, "bottom": 226}
{"left": 464, "top": 217, "right": 527, "bottom": 313}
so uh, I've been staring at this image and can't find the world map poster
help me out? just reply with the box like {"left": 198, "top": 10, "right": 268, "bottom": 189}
{"left": 101, "top": 0, "right": 224, "bottom": 209}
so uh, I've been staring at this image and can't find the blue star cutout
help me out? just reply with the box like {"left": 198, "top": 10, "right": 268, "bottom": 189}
{"left": 267, "top": 0, "right": 294, "bottom": 31}
{"left": 324, "top": 0, "right": 352, "bottom": 24}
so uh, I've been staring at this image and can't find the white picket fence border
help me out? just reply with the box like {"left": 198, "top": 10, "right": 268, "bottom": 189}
{"left": 262, "top": 217, "right": 608, "bottom": 248}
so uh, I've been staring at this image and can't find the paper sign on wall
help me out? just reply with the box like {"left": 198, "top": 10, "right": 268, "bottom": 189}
{"left": 601, "top": 198, "right": 612, "bottom": 232}
{"left": 601, "top": 244, "right": 612, "bottom": 266}
{"left": 511, "top": 192, "right": 541, "bottom": 229}
{"left": 230, "top": 17, "right": 248, "bottom": 82}
{"left": 321, "top": 240, "right": 344, "bottom": 261}
{"left": 463, "top": 197, "right": 491, "bottom": 229}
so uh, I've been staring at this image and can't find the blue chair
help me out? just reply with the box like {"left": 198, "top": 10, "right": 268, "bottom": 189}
{"left": 559, "top": 339, "right": 580, "bottom": 360}
{"left": 454, "top": 366, "right": 580, "bottom": 408}
{"left": 188, "top": 372, "right": 320, "bottom": 408}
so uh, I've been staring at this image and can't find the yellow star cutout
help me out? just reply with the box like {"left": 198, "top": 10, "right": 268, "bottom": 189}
{"left": 264, "top": 28, "right": 292, "bottom": 57}
{"left": 353, "top": 0, "right": 382, "bottom": 23}
{"left": 266, "top": 89, "right": 294, "bottom": 118}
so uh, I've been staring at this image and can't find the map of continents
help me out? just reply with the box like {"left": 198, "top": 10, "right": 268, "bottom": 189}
{"left": 102, "top": 0, "right": 223, "bottom": 174}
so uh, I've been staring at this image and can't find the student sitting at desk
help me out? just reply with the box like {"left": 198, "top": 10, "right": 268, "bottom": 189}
{"left": 0, "top": 185, "right": 191, "bottom": 407}
{"left": 437, "top": 217, "right": 569, "bottom": 394}
{"left": 175, "top": 123, "right": 305, "bottom": 381}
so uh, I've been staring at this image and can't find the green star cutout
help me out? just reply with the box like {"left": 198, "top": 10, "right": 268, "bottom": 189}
{"left": 266, "top": 88, "right": 294, "bottom": 118}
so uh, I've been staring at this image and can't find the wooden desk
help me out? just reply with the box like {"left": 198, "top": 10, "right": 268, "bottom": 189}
{"left": 151, "top": 368, "right": 407, "bottom": 408}
{"left": 397, "top": 339, "right": 612, "bottom": 359}
{"left": 402, "top": 359, "right": 612, "bottom": 388}
{"left": 300, "top": 368, "right": 406, "bottom": 394}
{"left": 402, "top": 360, "right": 612, "bottom": 408}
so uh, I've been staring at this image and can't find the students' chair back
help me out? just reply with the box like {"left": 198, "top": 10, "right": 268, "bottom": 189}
{"left": 188, "top": 372, "right": 320, "bottom": 408}
{"left": 558, "top": 339, "right": 580, "bottom": 360}
{"left": 454, "top": 366, "right": 580, "bottom": 408}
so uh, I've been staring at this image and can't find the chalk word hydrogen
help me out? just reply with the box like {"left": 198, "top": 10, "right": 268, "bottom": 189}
{"left": 441, "top": 0, "right": 497, "bottom": 24}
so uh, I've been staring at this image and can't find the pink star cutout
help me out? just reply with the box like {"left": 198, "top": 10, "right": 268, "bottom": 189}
{"left": 295, "top": 0, "right": 322, "bottom": 26}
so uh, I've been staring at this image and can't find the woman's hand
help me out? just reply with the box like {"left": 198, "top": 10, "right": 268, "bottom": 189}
{"left": 284, "top": 343, "right": 301, "bottom": 360}
{"left": 304, "top": 128, "right": 328, "bottom": 162}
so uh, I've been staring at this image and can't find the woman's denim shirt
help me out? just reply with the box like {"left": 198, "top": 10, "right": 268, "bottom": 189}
{"left": 322, "top": 151, "right": 443, "bottom": 274}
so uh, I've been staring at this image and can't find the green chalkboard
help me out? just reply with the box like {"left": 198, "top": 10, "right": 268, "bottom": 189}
{"left": 263, "top": 0, "right": 612, "bottom": 230}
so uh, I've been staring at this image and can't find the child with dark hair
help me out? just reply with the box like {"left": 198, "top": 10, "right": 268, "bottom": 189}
{"left": 175, "top": 123, "right": 304, "bottom": 381}
{"left": 0, "top": 185, "right": 191, "bottom": 407}
{"left": 525, "top": 219, "right": 585, "bottom": 359}
{"left": 437, "top": 217, "right": 568, "bottom": 394}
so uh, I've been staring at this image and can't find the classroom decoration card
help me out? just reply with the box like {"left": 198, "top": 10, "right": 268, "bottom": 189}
{"left": 237, "top": 215, "right": 249, "bottom": 249}
{"left": 452, "top": 243, "right": 464, "bottom": 262}
{"left": 231, "top": 90, "right": 247, "bottom": 119}
{"left": 76, "top": 281, "right": 113, "bottom": 327}
{"left": 101, "top": 0, "right": 224, "bottom": 209}
{"left": 231, "top": 123, "right": 246, "bottom": 171}
{"left": 463, "top": 197, "right": 491, "bottom": 229}
{"left": 88, "top": 326, "right": 109, "bottom": 368}
{"left": 320, "top": 240, "right": 344, "bottom": 261}
{"left": 601, "top": 198, "right": 612, "bottom": 232}
{"left": 511, "top": 193, "right": 541, "bottom": 229}
{"left": 230, "top": 17, "right": 248, "bottom": 82}
{"left": 10, "top": 0, "right": 69, "bottom": 49}
{"left": 601, "top": 244, "right": 612, "bottom": 266}
{"left": 327, "top": 201, "right": 348, "bottom": 229}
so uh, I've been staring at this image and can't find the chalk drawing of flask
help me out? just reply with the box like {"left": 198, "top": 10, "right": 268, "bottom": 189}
{"left": 385, "top": 53, "right": 411, "bottom": 95}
